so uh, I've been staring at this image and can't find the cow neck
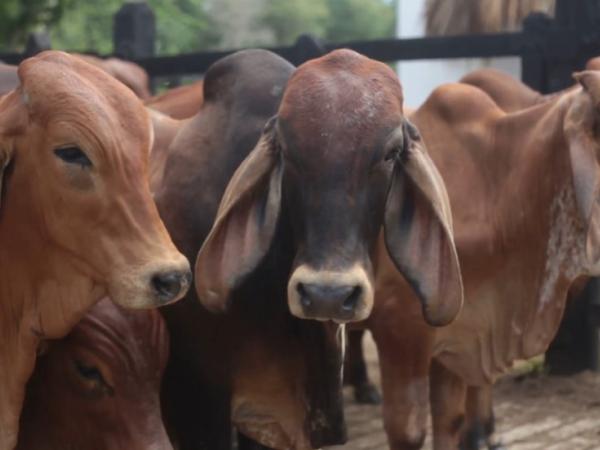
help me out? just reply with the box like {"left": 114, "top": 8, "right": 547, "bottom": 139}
{"left": 432, "top": 92, "right": 588, "bottom": 383}
{"left": 0, "top": 198, "right": 102, "bottom": 450}
{"left": 493, "top": 91, "right": 584, "bottom": 304}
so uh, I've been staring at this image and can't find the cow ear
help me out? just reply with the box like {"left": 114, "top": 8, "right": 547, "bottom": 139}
{"left": 384, "top": 121, "right": 463, "bottom": 326}
{"left": 195, "top": 118, "right": 282, "bottom": 312}
{"left": 0, "top": 91, "right": 27, "bottom": 209}
{"left": 566, "top": 73, "right": 600, "bottom": 263}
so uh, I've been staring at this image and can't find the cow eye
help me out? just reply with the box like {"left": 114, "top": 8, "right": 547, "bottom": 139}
{"left": 55, "top": 146, "right": 92, "bottom": 168}
{"left": 73, "top": 359, "right": 113, "bottom": 395}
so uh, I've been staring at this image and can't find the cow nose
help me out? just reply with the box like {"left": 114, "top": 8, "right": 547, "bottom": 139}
{"left": 151, "top": 270, "right": 192, "bottom": 303}
{"left": 296, "top": 282, "right": 362, "bottom": 320}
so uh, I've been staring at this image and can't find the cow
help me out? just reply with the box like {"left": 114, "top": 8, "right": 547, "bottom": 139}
{"left": 458, "top": 67, "right": 546, "bottom": 112}
{"left": 152, "top": 49, "right": 357, "bottom": 450}
{"left": 0, "top": 51, "right": 190, "bottom": 450}
{"left": 0, "top": 56, "right": 151, "bottom": 100}
{"left": 359, "top": 72, "right": 600, "bottom": 450}
{"left": 145, "top": 80, "right": 204, "bottom": 120}
{"left": 17, "top": 298, "right": 171, "bottom": 450}
{"left": 191, "top": 48, "right": 463, "bottom": 448}
{"left": 75, "top": 54, "right": 152, "bottom": 99}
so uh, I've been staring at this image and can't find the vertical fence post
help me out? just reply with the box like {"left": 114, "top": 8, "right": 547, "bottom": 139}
{"left": 24, "top": 31, "right": 51, "bottom": 57}
{"left": 291, "top": 34, "right": 326, "bottom": 66}
{"left": 113, "top": 2, "right": 155, "bottom": 60}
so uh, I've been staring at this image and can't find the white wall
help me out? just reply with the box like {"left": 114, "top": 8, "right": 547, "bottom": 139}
{"left": 396, "top": 0, "right": 521, "bottom": 107}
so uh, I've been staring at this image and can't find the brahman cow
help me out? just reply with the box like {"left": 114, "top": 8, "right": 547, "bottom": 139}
{"left": 0, "top": 51, "right": 190, "bottom": 450}
{"left": 76, "top": 54, "right": 152, "bottom": 99}
{"left": 190, "top": 49, "right": 462, "bottom": 448}
{"left": 17, "top": 299, "right": 171, "bottom": 450}
{"left": 360, "top": 72, "right": 600, "bottom": 450}
{"left": 154, "top": 49, "right": 352, "bottom": 450}
{"left": 0, "top": 56, "right": 151, "bottom": 100}
{"left": 145, "top": 80, "right": 204, "bottom": 120}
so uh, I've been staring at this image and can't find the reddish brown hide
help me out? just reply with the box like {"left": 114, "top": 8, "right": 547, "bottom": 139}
{"left": 145, "top": 81, "right": 204, "bottom": 120}
{"left": 17, "top": 298, "right": 171, "bottom": 450}
{"left": 0, "top": 51, "right": 189, "bottom": 449}
{"left": 362, "top": 73, "right": 600, "bottom": 450}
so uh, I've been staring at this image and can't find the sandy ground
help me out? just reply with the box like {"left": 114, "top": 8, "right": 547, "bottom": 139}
{"left": 335, "top": 333, "right": 600, "bottom": 450}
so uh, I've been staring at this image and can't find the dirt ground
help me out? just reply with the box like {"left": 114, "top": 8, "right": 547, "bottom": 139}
{"left": 333, "top": 333, "right": 600, "bottom": 450}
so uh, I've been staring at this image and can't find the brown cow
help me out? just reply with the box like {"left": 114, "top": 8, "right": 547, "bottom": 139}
{"left": 193, "top": 49, "right": 463, "bottom": 448}
{"left": 363, "top": 73, "right": 600, "bottom": 450}
{"left": 145, "top": 81, "right": 204, "bottom": 120}
{"left": 17, "top": 298, "right": 171, "bottom": 450}
{"left": 0, "top": 51, "right": 190, "bottom": 450}
{"left": 76, "top": 54, "right": 151, "bottom": 99}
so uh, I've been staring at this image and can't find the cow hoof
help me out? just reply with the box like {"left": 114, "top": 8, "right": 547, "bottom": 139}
{"left": 354, "top": 383, "right": 382, "bottom": 404}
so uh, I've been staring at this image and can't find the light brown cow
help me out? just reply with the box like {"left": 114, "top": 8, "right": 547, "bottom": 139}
{"left": 145, "top": 80, "right": 204, "bottom": 120}
{"left": 0, "top": 51, "right": 190, "bottom": 450}
{"left": 17, "top": 298, "right": 171, "bottom": 450}
{"left": 75, "top": 54, "right": 152, "bottom": 99}
{"left": 364, "top": 73, "right": 600, "bottom": 450}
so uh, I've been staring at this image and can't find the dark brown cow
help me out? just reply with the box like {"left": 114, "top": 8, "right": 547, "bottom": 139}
{"left": 0, "top": 51, "right": 190, "bottom": 449}
{"left": 362, "top": 73, "right": 600, "bottom": 450}
{"left": 153, "top": 49, "right": 311, "bottom": 450}
{"left": 193, "top": 49, "right": 463, "bottom": 448}
{"left": 18, "top": 298, "right": 171, "bottom": 450}
{"left": 145, "top": 81, "right": 204, "bottom": 120}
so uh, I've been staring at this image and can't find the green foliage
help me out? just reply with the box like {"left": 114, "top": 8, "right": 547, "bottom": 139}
{"left": 325, "top": 0, "right": 395, "bottom": 42}
{"left": 50, "top": 0, "right": 220, "bottom": 55}
{"left": 1, "top": 0, "right": 395, "bottom": 54}
{"left": 261, "top": 0, "right": 329, "bottom": 45}
{"left": 260, "top": 0, "right": 394, "bottom": 45}
{"left": 0, "top": 0, "right": 72, "bottom": 50}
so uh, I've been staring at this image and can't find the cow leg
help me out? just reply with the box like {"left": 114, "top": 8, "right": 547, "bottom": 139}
{"left": 430, "top": 360, "right": 467, "bottom": 450}
{"left": 372, "top": 324, "right": 432, "bottom": 450}
{"left": 344, "top": 329, "right": 382, "bottom": 404}
{"left": 460, "top": 385, "right": 505, "bottom": 450}
{"left": 162, "top": 354, "right": 232, "bottom": 450}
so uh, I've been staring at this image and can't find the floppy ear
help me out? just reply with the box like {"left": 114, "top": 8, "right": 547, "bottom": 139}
{"left": 567, "top": 72, "right": 600, "bottom": 264}
{"left": 0, "top": 91, "right": 27, "bottom": 209}
{"left": 384, "top": 121, "right": 463, "bottom": 326}
{"left": 195, "top": 119, "right": 283, "bottom": 312}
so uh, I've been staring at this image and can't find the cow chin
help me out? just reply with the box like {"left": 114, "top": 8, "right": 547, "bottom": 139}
{"left": 108, "top": 257, "right": 191, "bottom": 309}
{"left": 287, "top": 264, "right": 374, "bottom": 323}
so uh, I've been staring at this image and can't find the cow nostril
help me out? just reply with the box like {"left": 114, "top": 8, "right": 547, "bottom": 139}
{"left": 297, "top": 283, "right": 312, "bottom": 308}
{"left": 342, "top": 286, "right": 362, "bottom": 312}
{"left": 151, "top": 271, "right": 188, "bottom": 302}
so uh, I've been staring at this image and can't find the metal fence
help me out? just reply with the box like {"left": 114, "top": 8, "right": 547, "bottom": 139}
{"left": 2, "top": 0, "right": 600, "bottom": 94}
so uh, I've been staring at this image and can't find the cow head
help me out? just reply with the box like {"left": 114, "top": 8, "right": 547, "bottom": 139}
{"left": 0, "top": 52, "right": 190, "bottom": 330}
{"left": 18, "top": 299, "right": 172, "bottom": 450}
{"left": 196, "top": 49, "right": 462, "bottom": 326}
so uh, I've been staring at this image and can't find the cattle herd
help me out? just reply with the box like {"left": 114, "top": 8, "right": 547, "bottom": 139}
{"left": 0, "top": 47, "right": 599, "bottom": 450}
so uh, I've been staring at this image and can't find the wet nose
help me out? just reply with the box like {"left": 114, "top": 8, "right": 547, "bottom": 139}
{"left": 151, "top": 270, "right": 192, "bottom": 303}
{"left": 296, "top": 282, "right": 363, "bottom": 321}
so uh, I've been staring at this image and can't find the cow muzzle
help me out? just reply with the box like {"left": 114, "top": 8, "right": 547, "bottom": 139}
{"left": 287, "top": 264, "right": 373, "bottom": 323}
{"left": 109, "top": 255, "right": 192, "bottom": 309}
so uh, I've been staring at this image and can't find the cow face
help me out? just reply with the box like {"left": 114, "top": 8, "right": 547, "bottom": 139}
{"left": 0, "top": 52, "right": 190, "bottom": 321}
{"left": 18, "top": 299, "right": 171, "bottom": 450}
{"left": 196, "top": 50, "right": 462, "bottom": 326}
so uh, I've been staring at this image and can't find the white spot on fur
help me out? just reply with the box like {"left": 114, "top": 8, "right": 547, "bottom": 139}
{"left": 539, "top": 185, "right": 586, "bottom": 310}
